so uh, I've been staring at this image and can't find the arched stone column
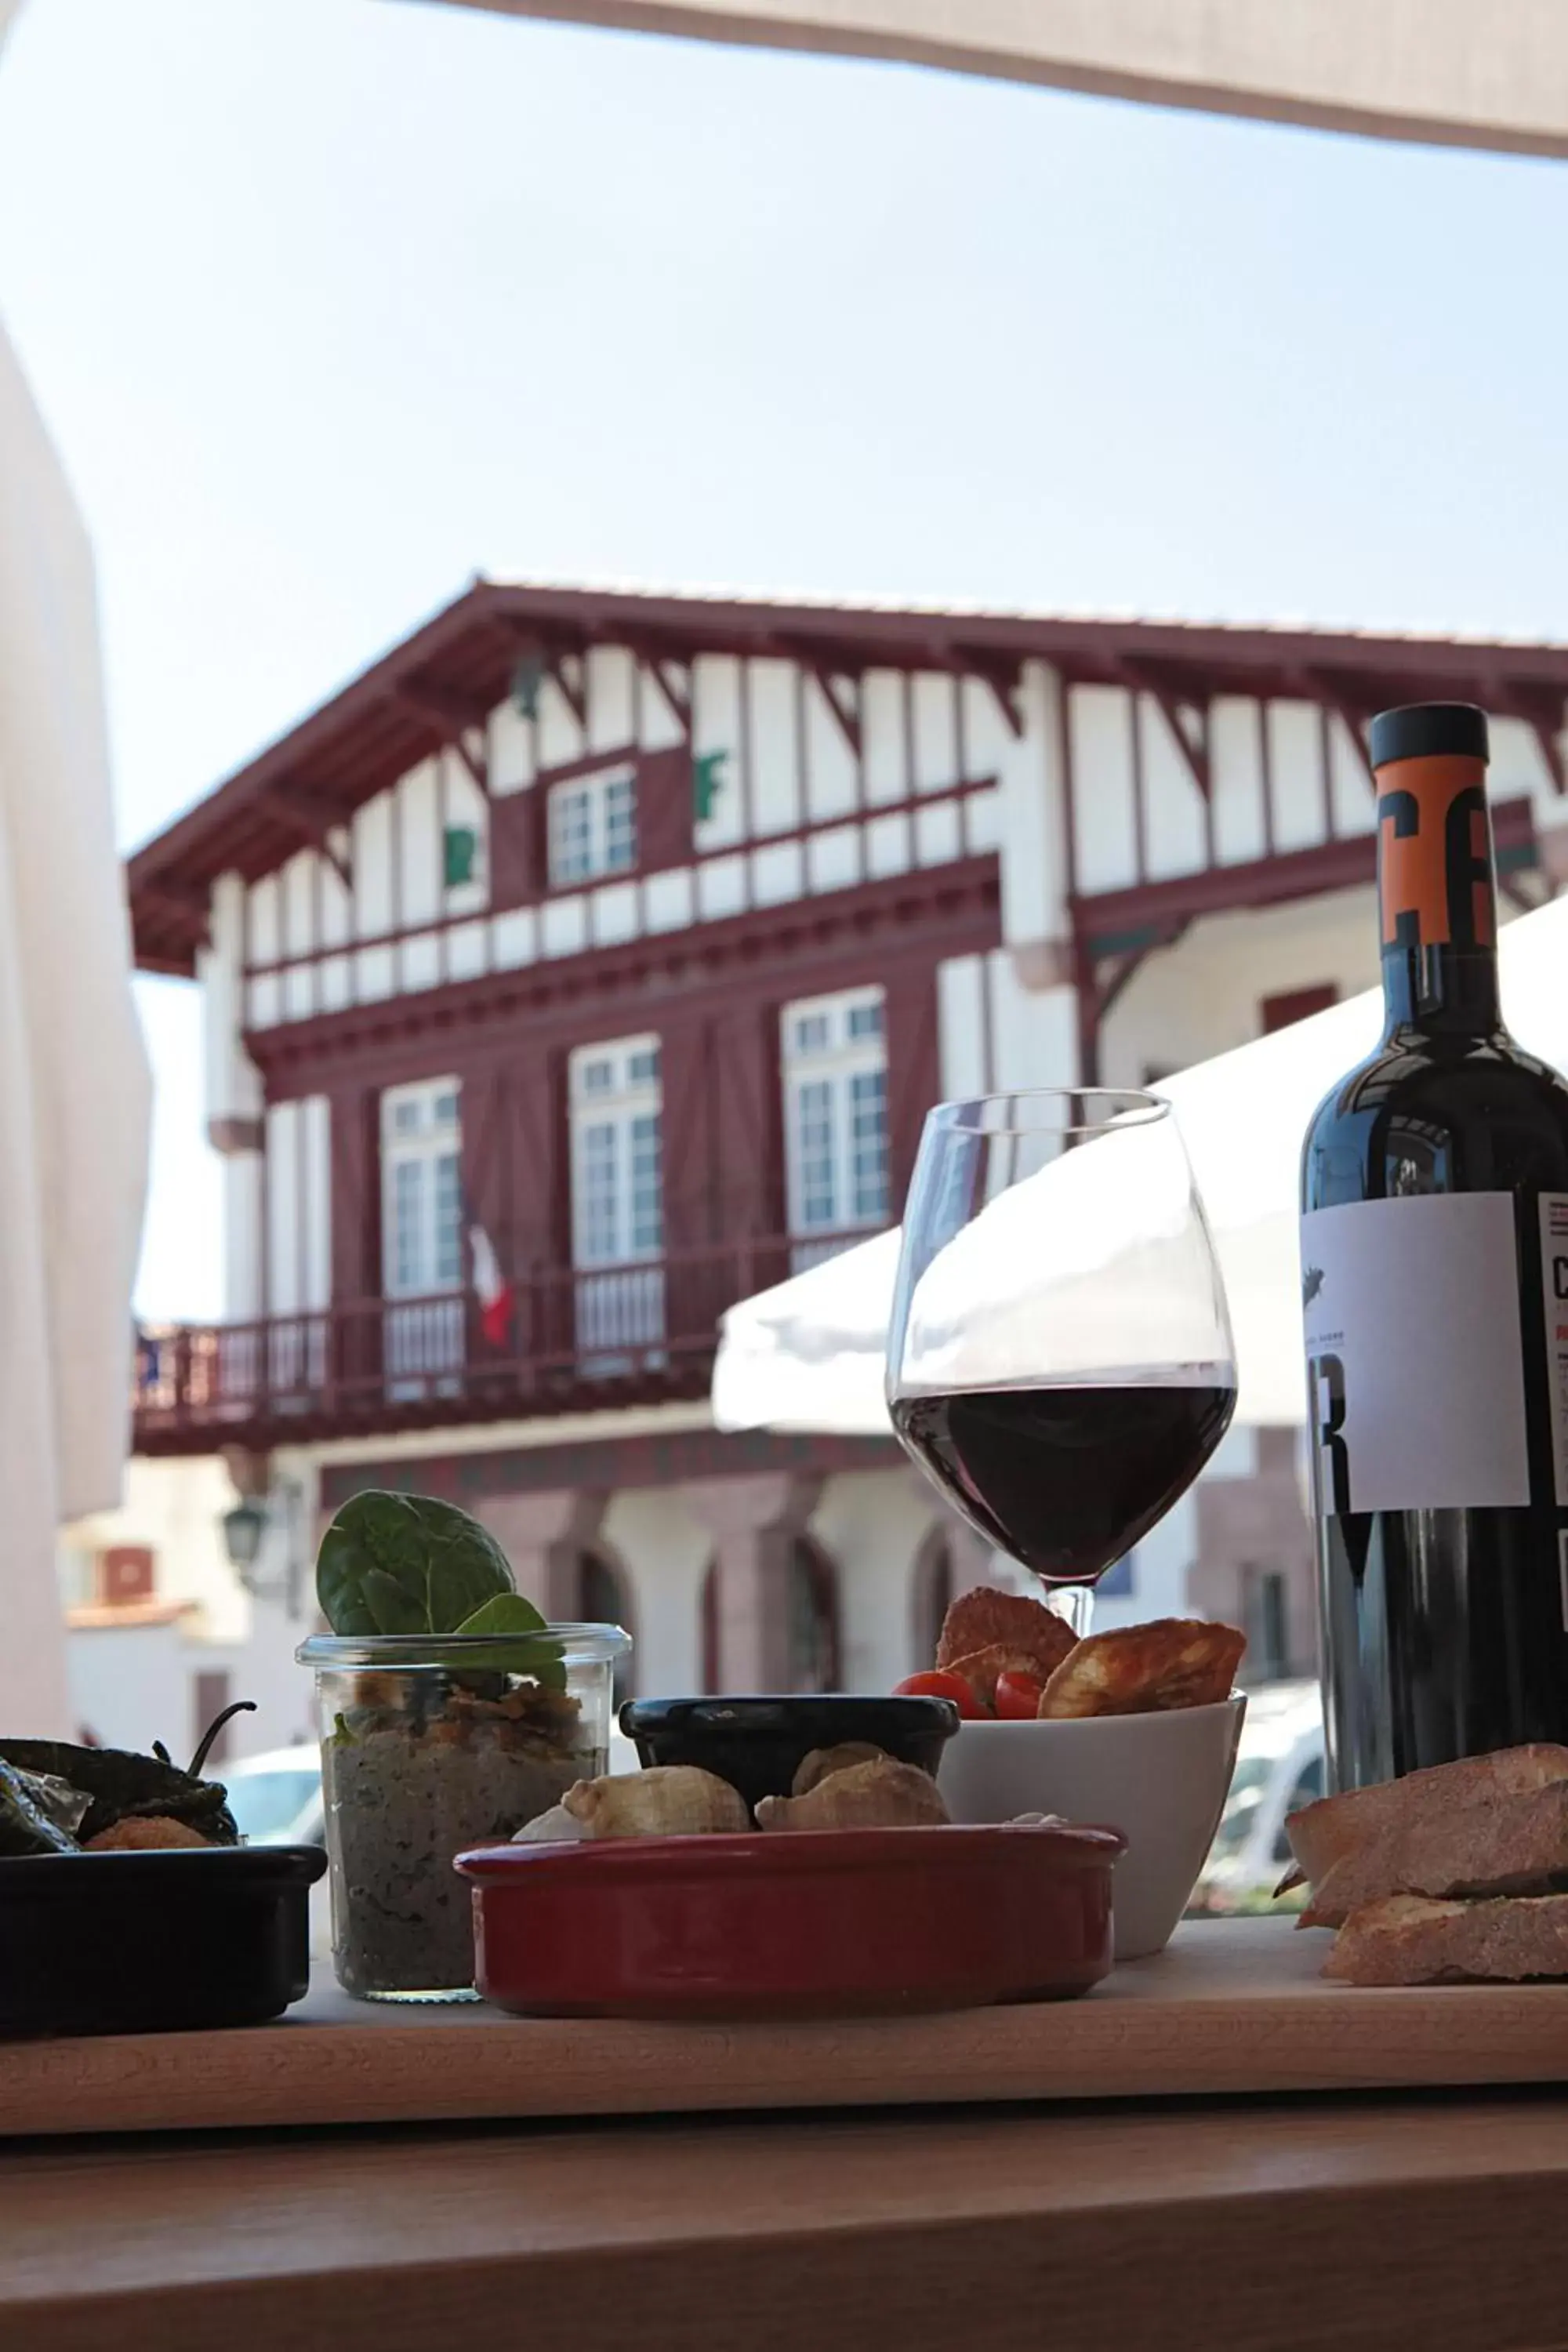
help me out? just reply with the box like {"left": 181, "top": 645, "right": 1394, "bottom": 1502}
{"left": 474, "top": 1489, "right": 607, "bottom": 1621}
{"left": 679, "top": 1472, "right": 820, "bottom": 1691}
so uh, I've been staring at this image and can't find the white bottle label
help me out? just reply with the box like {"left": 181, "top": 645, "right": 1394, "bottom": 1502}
{"left": 1300, "top": 1193, "right": 1529, "bottom": 1515}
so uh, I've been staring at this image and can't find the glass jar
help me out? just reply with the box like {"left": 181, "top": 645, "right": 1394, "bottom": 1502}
{"left": 297, "top": 1625, "right": 629, "bottom": 2002}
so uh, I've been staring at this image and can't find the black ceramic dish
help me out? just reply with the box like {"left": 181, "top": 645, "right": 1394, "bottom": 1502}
{"left": 0, "top": 1846, "right": 326, "bottom": 2038}
{"left": 619, "top": 1694, "right": 960, "bottom": 1811}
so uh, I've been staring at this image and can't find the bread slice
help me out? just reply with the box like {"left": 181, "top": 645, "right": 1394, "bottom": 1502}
{"left": 1036, "top": 1619, "right": 1245, "bottom": 1719}
{"left": 1287, "top": 1745, "right": 1568, "bottom": 1922}
{"left": 1301, "top": 1777, "right": 1568, "bottom": 1927}
{"left": 935, "top": 1588, "right": 1077, "bottom": 1682}
{"left": 1325, "top": 1891, "right": 1568, "bottom": 1985}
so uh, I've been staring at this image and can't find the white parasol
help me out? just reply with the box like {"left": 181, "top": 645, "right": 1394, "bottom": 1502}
{"left": 0, "top": 0, "right": 152, "bottom": 1731}
{"left": 712, "top": 892, "right": 1568, "bottom": 1438}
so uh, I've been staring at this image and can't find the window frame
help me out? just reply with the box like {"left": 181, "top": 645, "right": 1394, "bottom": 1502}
{"left": 547, "top": 762, "right": 639, "bottom": 890}
{"left": 781, "top": 985, "right": 890, "bottom": 1243}
{"left": 379, "top": 1077, "right": 463, "bottom": 1300}
{"left": 568, "top": 1035, "right": 664, "bottom": 1270}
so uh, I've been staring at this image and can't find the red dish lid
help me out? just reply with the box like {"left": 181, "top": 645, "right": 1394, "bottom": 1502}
{"left": 456, "top": 1820, "right": 1124, "bottom": 1883}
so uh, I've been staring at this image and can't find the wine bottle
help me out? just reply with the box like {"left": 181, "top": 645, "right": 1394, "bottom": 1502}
{"left": 1301, "top": 701, "right": 1568, "bottom": 1790}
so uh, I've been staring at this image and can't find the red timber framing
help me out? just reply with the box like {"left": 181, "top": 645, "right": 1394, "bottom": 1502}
{"left": 1068, "top": 793, "right": 1544, "bottom": 1085}
{"left": 125, "top": 579, "right": 1568, "bottom": 1451}
{"left": 133, "top": 1232, "right": 855, "bottom": 1455}
{"left": 134, "top": 858, "right": 996, "bottom": 1454}
{"left": 318, "top": 1427, "right": 899, "bottom": 1516}
{"left": 125, "top": 578, "right": 1568, "bottom": 978}
{"left": 240, "top": 769, "right": 997, "bottom": 1010}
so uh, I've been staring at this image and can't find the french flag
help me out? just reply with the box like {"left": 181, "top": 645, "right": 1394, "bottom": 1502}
{"left": 469, "top": 1222, "right": 516, "bottom": 1348}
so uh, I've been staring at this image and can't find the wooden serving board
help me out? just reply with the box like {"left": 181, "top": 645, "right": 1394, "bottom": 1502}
{"left": 9, "top": 1915, "right": 1568, "bottom": 2140}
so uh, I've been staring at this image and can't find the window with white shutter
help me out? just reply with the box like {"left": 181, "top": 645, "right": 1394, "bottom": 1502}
{"left": 569, "top": 1037, "right": 664, "bottom": 1357}
{"left": 781, "top": 988, "right": 890, "bottom": 1269}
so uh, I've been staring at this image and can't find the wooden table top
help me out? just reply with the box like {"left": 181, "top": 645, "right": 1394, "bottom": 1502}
{"left": 8, "top": 2089, "right": 1568, "bottom": 2352}
{"left": 21, "top": 1919, "right": 1568, "bottom": 2140}
{"left": 24, "top": 1919, "right": 1568, "bottom": 2145}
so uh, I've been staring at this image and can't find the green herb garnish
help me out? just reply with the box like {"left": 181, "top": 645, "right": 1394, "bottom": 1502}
{"left": 316, "top": 1491, "right": 564, "bottom": 1683}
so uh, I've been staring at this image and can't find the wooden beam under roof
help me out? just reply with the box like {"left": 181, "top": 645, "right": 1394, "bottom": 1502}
{"left": 122, "top": 573, "right": 1568, "bottom": 976}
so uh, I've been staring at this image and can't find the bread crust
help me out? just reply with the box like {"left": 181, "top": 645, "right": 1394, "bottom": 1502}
{"left": 1288, "top": 1745, "right": 1568, "bottom": 1916}
{"left": 1303, "top": 1780, "right": 1568, "bottom": 1926}
{"left": 1326, "top": 1891, "right": 1568, "bottom": 1985}
{"left": 1036, "top": 1620, "right": 1245, "bottom": 1719}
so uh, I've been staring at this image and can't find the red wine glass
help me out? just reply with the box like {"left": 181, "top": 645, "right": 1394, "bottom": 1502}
{"left": 886, "top": 1090, "right": 1237, "bottom": 1637}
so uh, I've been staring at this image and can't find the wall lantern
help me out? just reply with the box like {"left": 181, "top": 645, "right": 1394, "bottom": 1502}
{"left": 220, "top": 1499, "right": 268, "bottom": 1573}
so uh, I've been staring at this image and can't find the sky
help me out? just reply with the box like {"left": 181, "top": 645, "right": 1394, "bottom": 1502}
{"left": 3, "top": 0, "right": 1568, "bottom": 1319}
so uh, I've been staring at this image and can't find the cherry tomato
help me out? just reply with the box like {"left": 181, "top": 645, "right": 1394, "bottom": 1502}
{"left": 894, "top": 1669, "right": 985, "bottom": 1719}
{"left": 994, "top": 1670, "right": 1044, "bottom": 1721}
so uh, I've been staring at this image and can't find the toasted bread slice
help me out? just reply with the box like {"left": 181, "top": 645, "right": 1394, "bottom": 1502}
{"left": 1300, "top": 1777, "right": 1568, "bottom": 1927}
{"left": 1325, "top": 1891, "right": 1568, "bottom": 1985}
{"left": 935, "top": 1588, "right": 1078, "bottom": 1682}
{"left": 1036, "top": 1618, "right": 1245, "bottom": 1719}
{"left": 1287, "top": 1745, "right": 1568, "bottom": 1912}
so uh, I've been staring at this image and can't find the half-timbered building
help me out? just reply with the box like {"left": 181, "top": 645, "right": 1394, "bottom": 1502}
{"left": 122, "top": 580, "right": 1568, "bottom": 1717}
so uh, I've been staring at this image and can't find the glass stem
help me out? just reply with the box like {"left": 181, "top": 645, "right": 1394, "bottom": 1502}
{"left": 1045, "top": 1584, "right": 1095, "bottom": 1640}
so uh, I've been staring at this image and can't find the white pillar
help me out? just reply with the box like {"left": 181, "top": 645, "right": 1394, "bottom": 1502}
{"left": 680, "top": 1472, "right": 820, "bottom": 1690}
{"left": 477, "top": 1490, "right": 606, "bottom": 1621}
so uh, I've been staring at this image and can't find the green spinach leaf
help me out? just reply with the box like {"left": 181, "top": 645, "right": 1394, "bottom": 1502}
{"left": 317, "top": 1490, "right": 517, "bottom": 1635}
{"left": 453, "top": 1593, "right": 548, "bottom": 1638}
{"left": 361, "top": 1568, "right": 434, "bottom": 1635}
{"left": 451, "top": 1593, "right": 566, "bottom": 1684}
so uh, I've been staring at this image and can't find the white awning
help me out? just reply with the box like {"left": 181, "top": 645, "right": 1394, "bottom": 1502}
{"left": 712, "top": 891, "right": 1568, "bottom": 1438}
{"left": 445, "top": 0, "right": 1568, "bottom": 160}
{"left": 0, "top": 0, "right": 152, "bottom": 1731}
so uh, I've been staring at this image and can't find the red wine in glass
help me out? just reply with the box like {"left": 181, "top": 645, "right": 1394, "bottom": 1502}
{"left": 886, "top": 1091, "right": 1237, "bottom": 1631}
{"left": 891, "top": 1376, "right": 1236, "bottom": 1585}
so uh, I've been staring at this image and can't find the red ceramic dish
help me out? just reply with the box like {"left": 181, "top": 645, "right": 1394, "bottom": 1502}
{"left": 455, "top": 1821, "right": 1124, "bottom": 2019}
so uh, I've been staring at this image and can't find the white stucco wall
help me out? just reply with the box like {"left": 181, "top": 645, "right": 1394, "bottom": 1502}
{"left": 1102, "top": 883, "right": 1378, "bottom": 1087}
{"left": 263, "top": 1094, "right": 331, "bottom": 1317}
{"left": 201, "top": 873, "right": 263, "bottom": 1125}
{"left": 231, "top": 644, "right": 1004, "bottom": 1047}
{"left": 67, "top": 1613, "right": 314, "bottom": 1769}
{"left": 811, "top": 1466, "right": 946, "bottom": 1692}
{"left": 936, "top": 946, "right": 1078, "bottom": 1100}
{"left": 601, "top": 1485, "right": 712, "bottom": 1699}
{"left": 66, "top": 1454, "right": 248, "bottom": 1641}
{"left": 67, "top": 1620, "right": 195, "bottom": 1757}
{"left": 223, "top": 1148, "right": 264, "bottom": 1323}
{"left": 400, "top": 1458, "right": 971, "bottom": 1698}
{"left": 62, "top": 1453, "right": 320, "bottom": 1761}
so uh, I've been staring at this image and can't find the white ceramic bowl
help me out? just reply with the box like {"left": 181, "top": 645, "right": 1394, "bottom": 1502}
{"left": 936, "top": 1695, "right": 1247, "bottom": 1961}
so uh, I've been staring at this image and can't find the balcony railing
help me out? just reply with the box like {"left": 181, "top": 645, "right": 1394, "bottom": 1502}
{"left": 131, "top": 1229, "right": 877, "bottom": 1454}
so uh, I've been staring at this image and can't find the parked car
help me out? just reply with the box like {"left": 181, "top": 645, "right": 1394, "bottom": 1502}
{"left": 1190, "top": 1679, "right": 1323, "bottom": 1915}
{"left": 223, "top": 1745, "right": 325, "bottom": 1849}
{"left": 223, "top": 1744, "right": 331, "bottom": 1957}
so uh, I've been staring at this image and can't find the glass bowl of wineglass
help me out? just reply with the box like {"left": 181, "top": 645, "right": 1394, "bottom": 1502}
{"left": 886, "top": 1090, "right": 1237, "bottom": 1639}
